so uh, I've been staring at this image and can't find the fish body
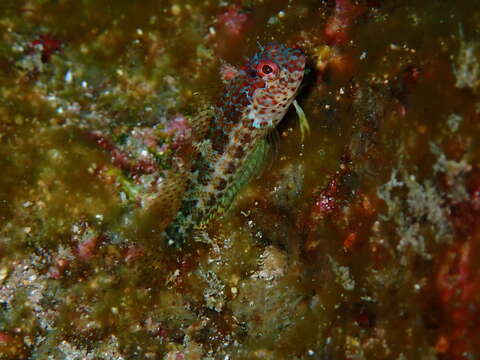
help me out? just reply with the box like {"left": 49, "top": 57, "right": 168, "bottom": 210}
{"left": 164, "top": 43, "right": 306, "bottom": 246}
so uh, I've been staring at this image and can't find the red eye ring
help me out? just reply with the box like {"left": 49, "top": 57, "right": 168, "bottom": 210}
{"left": 256, "top": 60, "right": 278, "bottom": 77}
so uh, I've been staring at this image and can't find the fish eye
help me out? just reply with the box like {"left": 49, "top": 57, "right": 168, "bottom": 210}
{"left": 262, "top": 64, "right": 273, "bottom": 74}
{"left": 256, "top": 60, "right": 278, "bottom": 78}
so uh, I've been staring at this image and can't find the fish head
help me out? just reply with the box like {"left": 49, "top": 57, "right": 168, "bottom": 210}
{"left": 243, "top": 43, "right": 306, "bottom": 129}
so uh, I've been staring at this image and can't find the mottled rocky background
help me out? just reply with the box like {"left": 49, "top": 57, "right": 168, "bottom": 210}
{"left": 0, "top": 0, "right": 479, "bottom": 359}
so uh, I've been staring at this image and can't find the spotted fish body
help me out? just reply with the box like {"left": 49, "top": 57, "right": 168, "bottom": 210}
{"left": 165, "top": 43, "right": 306, "bottom": 246}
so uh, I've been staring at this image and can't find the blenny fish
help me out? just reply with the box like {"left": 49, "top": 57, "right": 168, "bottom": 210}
{"left": 164, "top": 43, "right": 306, "bottom": 246}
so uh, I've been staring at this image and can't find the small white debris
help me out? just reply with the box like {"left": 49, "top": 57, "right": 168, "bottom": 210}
{"left": 65, "top": 70, "right": 73, "bottom": 83}
{"left": 329, "top": 256, "right": 355, "bottom": 291}
{"left": 453, "top": 27, "right": 480, "bottom": 89}
{"left": 11, "top": 44, "right": 24, "bottom": 52}
{"left": 447, "top": 113, "right": 463, "bottom": 132}
{"left": 171, "top": 4, "right": 181, "bottom": 16}
{"left": 390, "top": 43, "right": 401, "bottom": 50}
{"left": 47, "top": 94, "right": 57, "bottom": 102}
{"left": 0, "top": 268, "right": 8, "bottom": 284}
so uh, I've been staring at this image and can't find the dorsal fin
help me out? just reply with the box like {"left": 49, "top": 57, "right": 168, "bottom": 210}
{"left": 188, "top": 105, "right": 216, "bottom": 142}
